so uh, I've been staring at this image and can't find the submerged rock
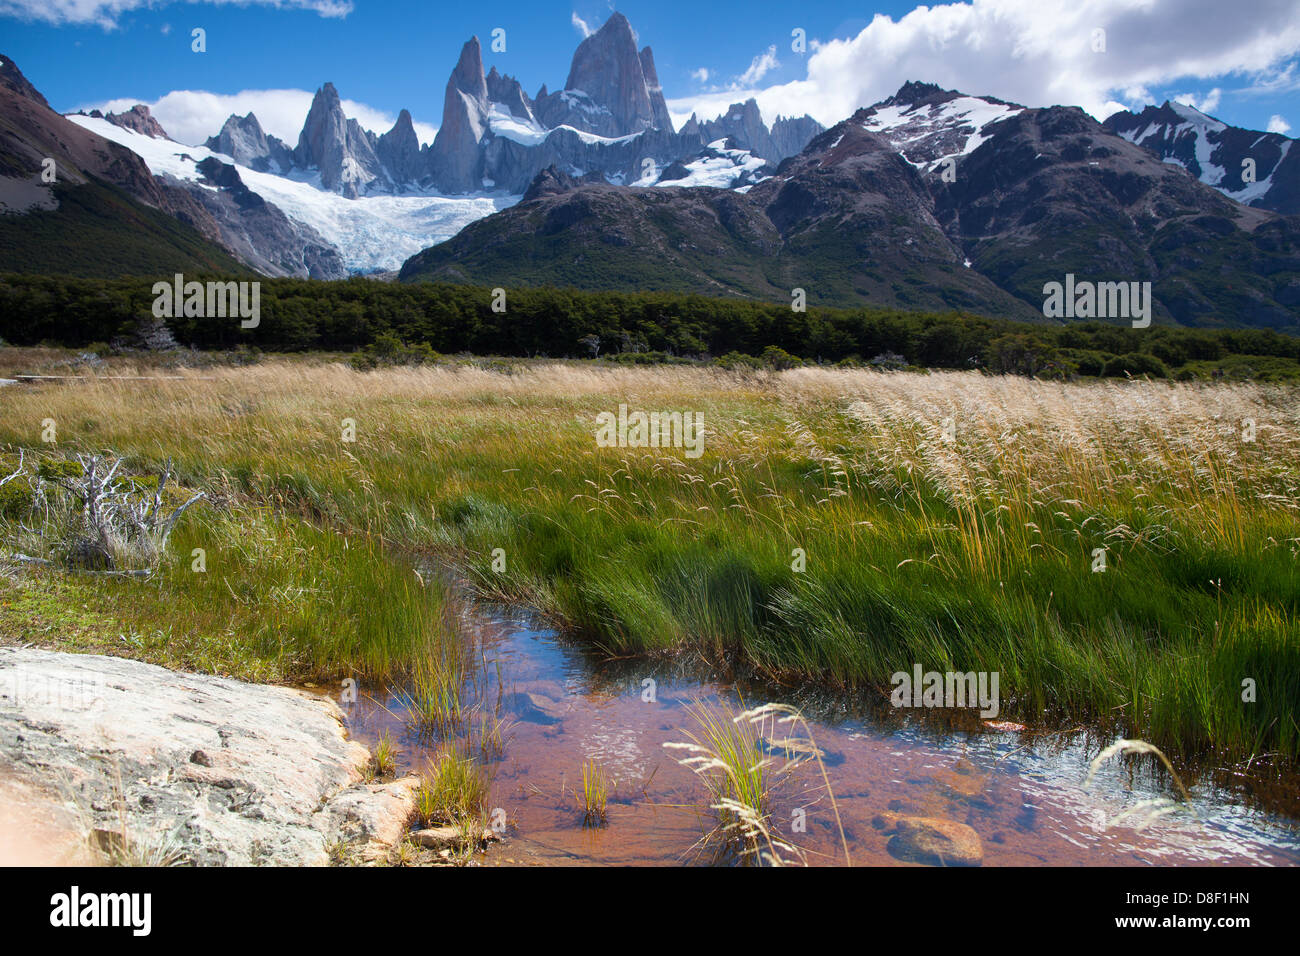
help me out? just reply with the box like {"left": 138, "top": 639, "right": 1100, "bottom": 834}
{"left": 757, "top": 735, "right": 846, "bottom": 767}
{"left": 502, "top": 690, "right": 566, "bottom": 725}
{"left": 872, "top": 811, "right": 984, "bottom": 866}
{"left": 0, "top": 647, "right": 416, "bottom": 866}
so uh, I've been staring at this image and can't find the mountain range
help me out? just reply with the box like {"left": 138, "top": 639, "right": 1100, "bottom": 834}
{"left": 230, "top": 13, "right": 823, "bottom": 199}
{"left": 2, "top": 13, "right": 1299, "bottom": 333}
{"left": 32, "top": 13, "right": 821, "bottom": 275}
{"left": 403, "top": 80, "right": 1300, "bottom": 332}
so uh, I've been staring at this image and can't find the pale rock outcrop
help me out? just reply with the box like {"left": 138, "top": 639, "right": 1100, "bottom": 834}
{"left": 0, "top": 647, "right": 417, "bottom": 866}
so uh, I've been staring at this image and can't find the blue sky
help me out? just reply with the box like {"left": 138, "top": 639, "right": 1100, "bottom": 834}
{"left": 2, "top": 0, "right": 1298, "bottom": 146}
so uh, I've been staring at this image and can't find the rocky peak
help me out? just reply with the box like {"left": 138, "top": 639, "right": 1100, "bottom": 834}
{"left": 561, "top": 12, "right": 657, "bottom": 137}
{"left": 770, "top": 115, "right": 826, "bottom": 162}
{"left": 294, "top": 82, "right": 385, "bottom": 197}
{"left": 522, "top": 165, "right": 584, "bottom": 202}
{"left": 429, "top": 37, "right": 490, "bottom": 193}
{"left": 295, "top": 82, "right": 347, "bottom": 167}
{"left": 0, "top": 54, "right": 51, "bottom": 109}
{"left": 449, "top": 36, "right": 489, "bottom": 106}
{"left": 699, "top": 99, "right": 774, "bottom": 158}
{"left": 884, "top": 81, "right": 951, "bottom": 108}
{"left": 638, "top": 46, "right": 674, "bottom": 134}
{"left": 376, "top": 109, "right": 425, "bottom": 184}
{"left": 205, "top": 112, "right": 292, "bottom": 172}
{"left": 859, "top": 83, "right": 1023, "bottom": 167}
{"left": 106, "top": 104, "right": 170, "bottom": 139}
{"left": 486, "top": 67, "right": 536, "bottom": 123}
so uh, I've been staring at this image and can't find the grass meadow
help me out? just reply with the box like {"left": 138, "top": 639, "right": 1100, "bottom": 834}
{"left": 0, "top": 358, "right": 1296, "bottom": 767}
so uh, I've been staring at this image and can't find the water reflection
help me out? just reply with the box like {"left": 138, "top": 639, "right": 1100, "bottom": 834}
{"left": 341, "top": 601, "right": 1300, "bottom": 867}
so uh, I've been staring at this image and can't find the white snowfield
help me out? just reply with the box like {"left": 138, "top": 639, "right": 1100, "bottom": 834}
{"left": 67, "top": 114, "right": 519, "bottom": 274}
{"left": 487, "top": 102, "right": 641, "bottom": 147}
{"left": 864, "top": 95, "right": 1022, "bottom": 166}
{"left": 635, "top": 139, "right": 768, "bottom": 189}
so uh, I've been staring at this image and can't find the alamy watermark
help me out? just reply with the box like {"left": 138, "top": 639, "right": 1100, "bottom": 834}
{"left": 0, "top": 672, "right": 104, "bottom": 713}
{"left": 1042, "top": 274, "right": 1151, "bottom": 328}
{"left": 891, "top": 665, "right": 1000, "bottom": 718}
{"left": 595, "top": 404, "right": 704, "bottom": 458}
{"left": 152, "top": 274, "right": 260, "bottom": 328}
{"left": 50, "top": 886, "right": 150, "bottom": 936}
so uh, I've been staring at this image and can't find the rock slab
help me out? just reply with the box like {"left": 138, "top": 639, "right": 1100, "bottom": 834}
{"left": 0, "top": 647, "right": 416, "bottom": 866}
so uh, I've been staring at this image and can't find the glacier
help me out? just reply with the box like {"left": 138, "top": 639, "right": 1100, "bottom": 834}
{"left": 68, "top": 115, "right": 520, "bottom": 274}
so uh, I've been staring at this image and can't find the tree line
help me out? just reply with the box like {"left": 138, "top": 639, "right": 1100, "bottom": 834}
{"left": 2, "top": 273, "right": 1297, "bottom": 379}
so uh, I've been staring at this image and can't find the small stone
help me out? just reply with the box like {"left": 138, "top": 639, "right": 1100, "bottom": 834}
{"left": 873, "top": 811, "right": 983, "bottom": 866}
{"left": 412, "top": 826, "right": 460, "bottom": 848}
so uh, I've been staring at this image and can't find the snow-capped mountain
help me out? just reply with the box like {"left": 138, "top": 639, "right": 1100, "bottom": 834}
{"left": 204, "top": 112, "right": 294, "bottom": 173}
{"left": 1103, "top": 101, "right": 1299, "bottom": 214}
{"left": 858, "top": 81, "right": 1023, "bottom": 169}
{"left": 56, "top": 12, "right": 823, "bottom": 276}
{"left": 419, "top": 13, "right": 822, "bottom": 196}
{"left": 188, "top": 13, "right": 821, "bottom": 200}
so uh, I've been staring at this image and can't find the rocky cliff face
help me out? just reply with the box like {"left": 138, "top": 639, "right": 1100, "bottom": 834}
{"left": 294, "top": 82, "right": 387, "bottom": 197}
{"left": 428, "top": 37, "right": 491, "bottom": 193}
{"left": 557, "top": 13, "right": 658, "bottom": 137}
{"left": 104, "top": 103, "right": 170, "bottom": 139}
{"left": 205, "top": 112, "right": 293, "bottom": 173}
{"left": 640, "top": 46, "right": 674, "bottom": 134}
{"left": 186, "top": 156, "right": 347, "bottom": 278}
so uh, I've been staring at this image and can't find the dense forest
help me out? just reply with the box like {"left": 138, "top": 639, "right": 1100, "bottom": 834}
{"left": 3, "top": 273, "right": 1299, "bottom": 379}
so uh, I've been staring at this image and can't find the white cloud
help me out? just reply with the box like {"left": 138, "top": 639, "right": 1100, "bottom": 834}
{"left": 667, "top": 0, "right": 1300, "bottom": 127}
{"left": 736, "top": 46, "right": 779, "bottom": 88}
{"left": 0, "top": 0, "right": 353, "bottom": 28}
{"left": 78, "top": 88, "right": 437, "bottom": 148}
{"left": 571, "top": 11, "right": 593, "bottom": 39}
{"left": 691, "top": 68, "right": 710, "bottom": 84}
{"left": 1173, "top": 87, "right": 1221, "bottom": 115}
{"left": 1236, "top": 62, "right": 1300, "bottom": 95}
{"left": 1267, "top": 113, "right": 1292, "bottom": 134}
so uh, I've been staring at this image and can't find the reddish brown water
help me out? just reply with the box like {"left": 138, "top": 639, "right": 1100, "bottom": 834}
{"left": 342, "top": 604, "right": 1300, "bottom": 867}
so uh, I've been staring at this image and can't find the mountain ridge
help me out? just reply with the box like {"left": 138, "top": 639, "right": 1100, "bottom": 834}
{"left": 1103, "top": 100, "right": 1299, "bottom": 215}
{"left": 401, "top": 90, "right": 1300, "bottom": 333}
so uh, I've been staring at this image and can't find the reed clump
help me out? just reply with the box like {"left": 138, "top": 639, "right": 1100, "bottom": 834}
{"left": 1, "top": 362, "right": 1294, "bottom": 764}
